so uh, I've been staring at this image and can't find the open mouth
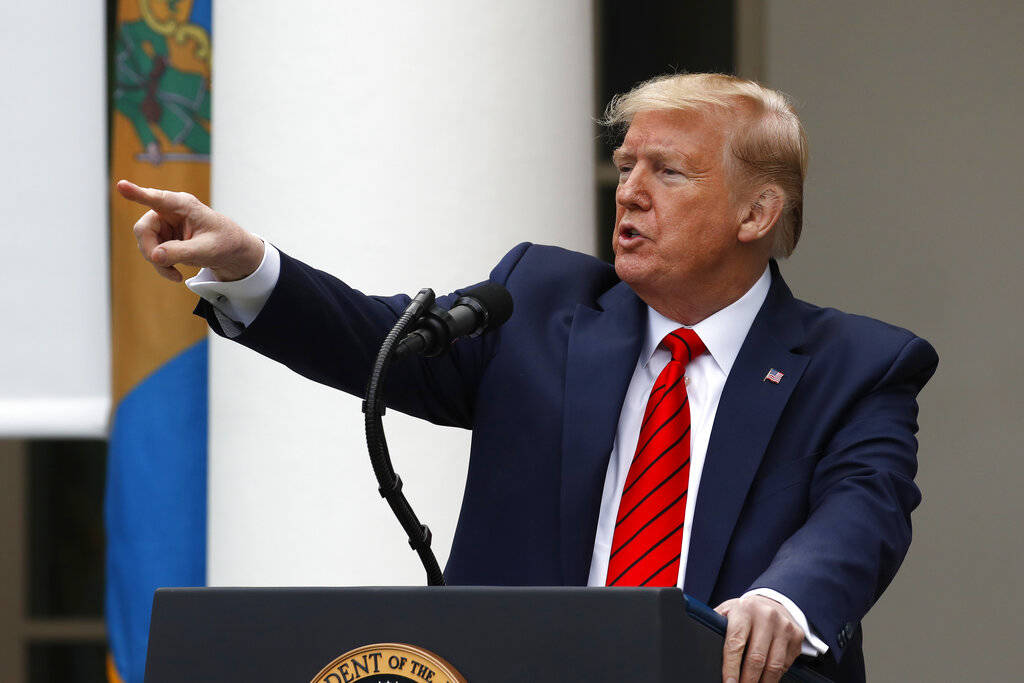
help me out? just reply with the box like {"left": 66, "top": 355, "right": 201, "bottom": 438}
{"left": 618, "top": 225, "right": 646, "bottom": 242}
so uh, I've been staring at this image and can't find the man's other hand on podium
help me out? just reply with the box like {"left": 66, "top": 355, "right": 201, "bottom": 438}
{"left": 716, "top": 594, "right": 804, "bottom": 683}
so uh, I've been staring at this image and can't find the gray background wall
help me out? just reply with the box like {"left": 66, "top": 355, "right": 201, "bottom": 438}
{"left": 758, "top": 1, "right": 1022, "bottom": 678}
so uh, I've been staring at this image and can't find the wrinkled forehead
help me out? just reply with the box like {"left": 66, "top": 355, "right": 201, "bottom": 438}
{"left": 617, "top": 108, "right": 736, "bottom": 165}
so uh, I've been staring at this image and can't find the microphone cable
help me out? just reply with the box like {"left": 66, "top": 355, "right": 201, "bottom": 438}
{"left": 363, "top": 288, "right": 446, "bottom": 587}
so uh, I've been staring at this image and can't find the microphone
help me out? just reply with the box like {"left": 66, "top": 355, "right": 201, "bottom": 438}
{"left": 395, "top": 281, "right": 513, "bottom": 358}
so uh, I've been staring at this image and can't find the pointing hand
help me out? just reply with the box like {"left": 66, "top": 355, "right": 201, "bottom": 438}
{"left": 117, "top": 179, "right": 264, "bottom": 283}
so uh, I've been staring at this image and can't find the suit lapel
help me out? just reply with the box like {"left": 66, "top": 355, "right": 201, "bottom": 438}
{"left": 560, "top": 282, "right": 645, "bottom": 585}
{"left": 683, "top": 262, "right": 810, "bottom": 602}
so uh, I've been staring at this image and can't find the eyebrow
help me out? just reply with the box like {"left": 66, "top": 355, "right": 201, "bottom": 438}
{"left": 611, "top": 148, "right": 632, "bottom": 166}
{"left": 612, "top": 145, "right": 701, "bottom": 170}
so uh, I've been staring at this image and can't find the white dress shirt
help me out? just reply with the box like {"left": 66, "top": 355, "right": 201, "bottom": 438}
{"left": 186, "top": 239, "right": 281, "bottom": 337}
{"left": 187, "top": 245, "right": 825, "bottom": 655}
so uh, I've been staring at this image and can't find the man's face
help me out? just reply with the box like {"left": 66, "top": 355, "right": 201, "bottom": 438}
{"left": 612, "top": 108, "right": 745, "bottom": 298}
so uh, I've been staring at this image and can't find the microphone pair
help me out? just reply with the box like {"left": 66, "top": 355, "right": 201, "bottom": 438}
{"left": 395, "top": 281, "right": 513, "bottom": 358}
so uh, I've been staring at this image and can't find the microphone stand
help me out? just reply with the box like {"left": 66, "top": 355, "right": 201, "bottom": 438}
{"left": 362, "top": 288, "right": 446, "bottom": 586}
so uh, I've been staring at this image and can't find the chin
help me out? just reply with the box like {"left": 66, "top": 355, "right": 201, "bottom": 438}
{"left": 613, "top": 254, "right": 651, "bottom": 287}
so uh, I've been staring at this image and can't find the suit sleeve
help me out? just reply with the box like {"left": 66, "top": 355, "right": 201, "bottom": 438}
{"left": 193, "top": 243, "right": 532, "bottom": 429}
{"left": 749, "top": 334, "right": 938, "bottom": 662}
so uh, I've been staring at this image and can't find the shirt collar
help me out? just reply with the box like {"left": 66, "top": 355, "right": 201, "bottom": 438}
{"left": 640, "top": 265, "right": 772, "bottom": 376}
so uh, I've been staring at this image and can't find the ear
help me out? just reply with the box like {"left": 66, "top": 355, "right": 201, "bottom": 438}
{"left": 737, "top": 184, "right": 784, "bottom": 244}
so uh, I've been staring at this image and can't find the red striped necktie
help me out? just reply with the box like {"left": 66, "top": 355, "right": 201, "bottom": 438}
{"left": 606, "top": 327, "right": 706, "bottom": 587}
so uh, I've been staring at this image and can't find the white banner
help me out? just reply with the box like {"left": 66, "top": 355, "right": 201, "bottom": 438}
{"left": 0, "top": 4, "right": 110, "bottom": 437}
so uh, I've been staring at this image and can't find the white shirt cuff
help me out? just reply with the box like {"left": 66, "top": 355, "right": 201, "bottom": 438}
{"left": 743, "top": 588, "right": 829, "bottom": 657}
{"left": 185, "top": 240, "right": 281, "bottom": 327}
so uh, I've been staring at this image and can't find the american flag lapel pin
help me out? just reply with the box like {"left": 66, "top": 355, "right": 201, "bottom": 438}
{"left": 763, "top": 368, "right": 784, "bottom": 384}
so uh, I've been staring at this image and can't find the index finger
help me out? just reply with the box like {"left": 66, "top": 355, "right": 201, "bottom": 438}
{"left": 722, "top": 610, "right": 751, "bottom": 683}
{"left": 116, "top": 180, "right": 188, "bottom": 213}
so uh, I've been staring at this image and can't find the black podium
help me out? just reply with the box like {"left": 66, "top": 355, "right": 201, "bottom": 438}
{"left": 144, "top": 587, "right": 831, "bottom": 682}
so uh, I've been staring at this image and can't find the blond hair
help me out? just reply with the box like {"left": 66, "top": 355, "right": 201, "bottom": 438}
{"left": 601, "top": 73, "right": 808, "bottom": 258}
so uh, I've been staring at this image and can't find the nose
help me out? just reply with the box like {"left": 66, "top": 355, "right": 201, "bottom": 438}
{"left": 615, "top": 167, "right": 651, "bottom": 212}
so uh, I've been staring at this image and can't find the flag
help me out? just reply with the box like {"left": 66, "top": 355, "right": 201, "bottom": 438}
{"left": 106, "top": 1, "right": 212, "bottom": 681}
{"left": 763, "top": 368, "right": 784, "bottom": 384}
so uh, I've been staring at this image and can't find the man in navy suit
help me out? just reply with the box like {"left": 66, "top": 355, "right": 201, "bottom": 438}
{"left": 118, "top": 73, "right": 937, "bottom": 683}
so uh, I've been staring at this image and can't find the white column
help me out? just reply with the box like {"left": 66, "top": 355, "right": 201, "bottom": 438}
{"left": 209, "top": 1, "right": 595, "bottom": 585}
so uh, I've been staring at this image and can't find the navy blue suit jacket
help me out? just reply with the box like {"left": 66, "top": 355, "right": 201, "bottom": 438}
{"left": 198, "top": 242, "right": 937, "bottom": 682}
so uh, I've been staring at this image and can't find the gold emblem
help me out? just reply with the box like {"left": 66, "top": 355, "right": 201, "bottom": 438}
{"left": 311, "top": 643, "right": 467, "bottom": 683}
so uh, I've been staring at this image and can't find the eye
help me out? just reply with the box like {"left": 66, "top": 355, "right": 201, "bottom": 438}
{"left": 662, "top": 167, "right": 682, "bottom": 177}
{"left": 617, "top": 164, "right": 633, "bottom": 176}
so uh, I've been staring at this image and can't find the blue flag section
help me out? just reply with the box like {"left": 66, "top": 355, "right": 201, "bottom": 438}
{"left": 105, "top": 342, "right": 208, "bottom": 682}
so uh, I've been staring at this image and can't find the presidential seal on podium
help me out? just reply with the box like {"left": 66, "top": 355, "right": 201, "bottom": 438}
{"left": 311, "top": 643, "right": 468, "bottom": 683}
